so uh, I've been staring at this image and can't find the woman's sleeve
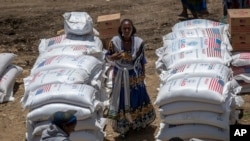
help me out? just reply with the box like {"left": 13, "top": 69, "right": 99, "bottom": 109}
{"left": 105, "top": 41, "right": 115, "bottom": 56}
{"left": 141, "top": 55, "right": 147, "bottom": 64}
{"left": 140, "top": 42, "right": 147, "bottom": 65}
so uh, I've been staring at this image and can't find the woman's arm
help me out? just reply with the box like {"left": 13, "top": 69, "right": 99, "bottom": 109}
{"left": 105, "top": 41, "right": 123, "bottom": 61}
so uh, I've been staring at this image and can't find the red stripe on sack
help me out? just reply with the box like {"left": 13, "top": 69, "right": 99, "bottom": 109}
{"left": 208, "top": 78, "right": 222, "bottom": 94}
{"left": 239, "top": 53, "right": 250, "bottom": 59}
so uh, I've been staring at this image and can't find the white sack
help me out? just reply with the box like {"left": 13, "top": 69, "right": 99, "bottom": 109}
{"left": 63, "top": 12, "right": 93, "bottom": 35}
{"left": 159, "top": 63, "right": 232, "bottom": 84}
{"left": 24, "top": 68, "right": 101, "bottom": 93}
{"left": 155, "top": 77, "right": 231, "bottom": 106}
{"left": 39, "top": 44, "right": 103, "bottom": 61}
{"left": 38, "top": 35, "right": 103, "bottom": 59}
{"left": 171, "top": 19, "right": 227, "bottom": 31}
{"left": 155, "top": 48, "right": 232, "bottom": 70}
{"left": 160, "top": 37, "right": 232, "bottom": 54}
{"left": 0, "top": 53, "right": 17, "bottom": 75}
{"left": 159, "top": 101, "right": 228, "bottom": 115}
{"left": 232, "top": 65, "right": 250, "bottom": 83}
{"left": 162, "top": 111, "right": 230, "bottom": 129}
{"left": 38, "top": 34, "right": 102, "bottom": 53}
{"left": 26, "top": 103, "right": 93, "bottom": 122}
{"left": 231, "top": 52, "right": 250, "bottom": 66}
{"left": 155, "top": 123, "right": 229, "bottom": 141}
{"left": 22, "top": 83, "right": 98, "bottom": 110}
{"left": 31, "top": 55, "right": 104, "bottom": 76}
{"left": 0, "top": 65, "right": 23, "bottom": 103}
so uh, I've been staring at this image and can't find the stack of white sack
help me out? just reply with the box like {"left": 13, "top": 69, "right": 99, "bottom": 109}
{"left": 231, "top": 52, "right": 250, "bottom": 93}
{"left": 0, "top": 53, "right": 23, "bottom": 103}
{"left": 154, "top": 19, "right": 244, "bottom": 141}
{"left": 21, "top": 12, "right": 107, "bottom": 141}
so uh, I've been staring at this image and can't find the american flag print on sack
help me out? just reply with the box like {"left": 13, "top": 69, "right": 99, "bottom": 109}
{"left": 48, "top": 35, "right": 65, "bottom": 46}
{"left": 204, "top": 38, "right": 221, "bottom": 48}
{"left": 232, "top": 66, "right": 250, "bottom": 75}
{"left": 171, "top": 65, "right": 186, "bottom": 74}
{"left": 35, "top": 84, "right": 52, "bottom": 95}
{"left": 176, "top": 65, "right": 186, "bottom": 73}
{"left": 30, "top": 72, "right": 41, "bottom": 83}
{"left": 203, "top": 28, "right": 221, "bottom": 38}
{"left": 208, "top": 78, "right": 223, "bottom": 94}
{"left": 38, "top": 56, "right": 57, "bottom": 67}
{"left": 205, "top": 48, "right": 222, "bottom": 58}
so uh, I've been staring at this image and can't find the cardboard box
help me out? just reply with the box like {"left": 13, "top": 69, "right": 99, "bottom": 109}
{"left": 230, "top": 25, "right": 250, "bottom": 33}
{"left": 231, "top": 33, "right": 250, "bottom": 44}
{"left": 97, "top": 13, "right": 121, "bottom": 30}
{"left": 228, "top": 9, "right": 250, "bottom": 33}
{"left": 98, "top": 27, "right": 117, "bottom": 39}
{"left": 228, "top": 9, "right": 250, "bottom": 25}
{"left": 231, "top": 42, "right": 250, "bottom": 51}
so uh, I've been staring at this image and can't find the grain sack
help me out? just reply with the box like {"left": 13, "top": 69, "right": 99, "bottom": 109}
{"left": 155, "top": 48, "right": 232, "bottom": 70}
{"left": 63, "top": 12, "right": 93, "bottom": 35}
{"left": 154, "top": 77, "right": 232, "bottom": 106}
{"left": 163, "top": 27, "right": 230, "bottom": 46}
{"left": 159, "top": 101, "right": 229, "bottom": 115}
{"left": 165, "top": 28, "right": 225, "bottom": 40}
{"left": 0, "top": 65, "right": 23, "bottom": 103}
{"left": 26, "top": 103, "right": 93, "bottom": 122}
{"left": 38, "top": 34, "right": 66, "bottom": 52}
{"left": 160, "top": 37, "right": 232, "bottom": 55}
{"left": 0, "top": 53, "right": 17, "bottom": 75}
{"left": 171, "top": 19, "right": 227, "bottom": 31}
{"left": 231, "top": 52, "right": 250, "bottom": 67}
{"left": 155, "top": 123, "right": 229, "bottom": 141}
{"left": 31, "top": 55, "right": 104, "bottom": 76}
{"left": 24, "top": 68, "right": 101, "bottom": 93}
{"left": 162, "top": 111, "right": 229, "bottom": 129}
{"left": 38, "top": 35, "right": 103, "bottom": 58}
{"left": 38, "top": 34, "right": 102, "bottom": 53}
{"left": 234, "top": 74, "right": 250, "bottom": 83}
{"left": 22, "top": 83, "right": 98, "bottom": 110}
{"left": 159, "top": 63, "right": 232, "bottom": 83}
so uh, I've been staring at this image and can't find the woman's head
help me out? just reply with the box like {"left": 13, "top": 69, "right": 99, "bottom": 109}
{"left": 118, "top": 19, "right": 136, "bottom": 39}
{"left": 51, "top": 110, "right": 77, "bottom": 135}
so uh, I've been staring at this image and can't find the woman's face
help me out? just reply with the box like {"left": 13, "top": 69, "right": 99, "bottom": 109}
{"left": 121, "top": 21, "right": 133, "bottom": 38}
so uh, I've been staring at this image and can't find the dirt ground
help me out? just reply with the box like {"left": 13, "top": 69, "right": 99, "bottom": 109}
{"left": 0, "top": 0, "right": 250, "bottom": 141}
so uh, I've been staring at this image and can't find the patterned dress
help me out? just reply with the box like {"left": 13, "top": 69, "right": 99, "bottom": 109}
{"left": 105, "top": 35, "right": 156, "bottom": 135}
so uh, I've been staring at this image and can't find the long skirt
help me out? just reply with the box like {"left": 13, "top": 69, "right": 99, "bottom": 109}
{"left": 107, "top": 67, "right": 156, "bottom": 135}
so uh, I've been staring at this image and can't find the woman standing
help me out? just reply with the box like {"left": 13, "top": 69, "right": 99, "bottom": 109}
{"left": 179, "top": 0, "right": 209, "bottom": 18}
{"left": 105, "top": 19, "right": 156, "bottom": 138}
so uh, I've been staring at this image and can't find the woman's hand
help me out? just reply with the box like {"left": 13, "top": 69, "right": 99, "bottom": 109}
{"left": 109, "top": 52, "right": 123, "bottom": 61}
